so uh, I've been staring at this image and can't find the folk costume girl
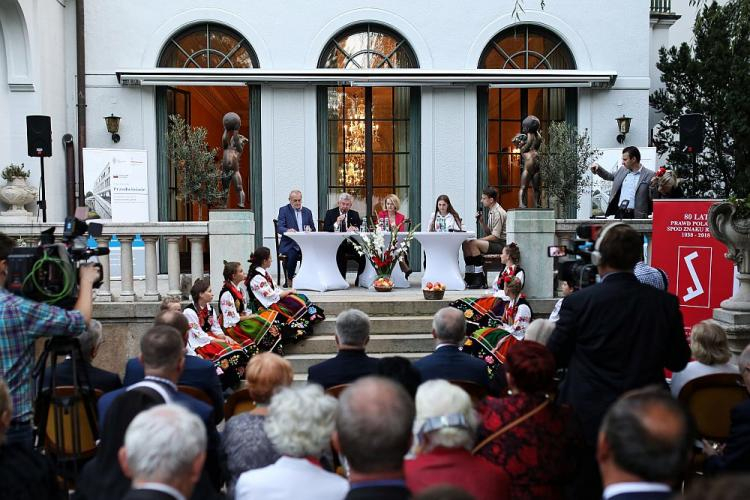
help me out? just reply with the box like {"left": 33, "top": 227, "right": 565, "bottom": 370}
{"left": 450, "top": 243, "right": 525, "bottom": 335}
{"left": 463, "top": 276, "right": 533, "bottom": 381}
{"left": 245, "top": 247, "right": 324, "bottom": 341}
{"left": 183, "top": 277, "right": 250, "bottom": 389}
{"left": 220, "top": 261, "right": 283, "bottom": 354}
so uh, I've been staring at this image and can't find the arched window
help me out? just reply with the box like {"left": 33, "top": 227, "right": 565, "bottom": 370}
{"left": 318, "top": 24, "right": 419, "bottom": 220}
{"left": 479, "top": 25, "right": 576, "bottom": 210}
{"left": 158, "top": 23, "right": 258, "bottom": 68}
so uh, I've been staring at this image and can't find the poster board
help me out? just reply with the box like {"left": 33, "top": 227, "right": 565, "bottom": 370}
{"left": 82, "top": 148, "right": 149, "bottom": 222}
{"left": 590, "top": 147, "right": 657, "bottom": 217}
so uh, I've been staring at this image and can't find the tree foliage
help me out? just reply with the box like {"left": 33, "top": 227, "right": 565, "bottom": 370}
{"left": 167, "top": 114, "right": 226, "bottom": 219}
{"left": 650, "top": 0, "right": 750, "bottom": 198}
{"left": 538, "top": 121, "right": 601, "bottom": 214}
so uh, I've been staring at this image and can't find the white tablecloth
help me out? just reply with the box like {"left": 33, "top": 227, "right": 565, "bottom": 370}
{"left": 284, "top": 232, "right": 350, "bottom": 291}
{"left": 415, "top": 231, "right": 475, "bottom": 291}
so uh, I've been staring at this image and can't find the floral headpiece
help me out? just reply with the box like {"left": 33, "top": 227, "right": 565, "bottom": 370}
{"left": 656, "top": 166, "right": 668, "bottom": 178}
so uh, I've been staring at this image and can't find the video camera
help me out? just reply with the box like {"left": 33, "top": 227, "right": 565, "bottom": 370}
{"left": 6, "top": 216, "right": 107, "bottom": 308}
{"left": 547, "top": 224, "right": 604, "bottom": 290}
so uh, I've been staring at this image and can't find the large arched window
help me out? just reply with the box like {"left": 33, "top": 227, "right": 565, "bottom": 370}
{"left": 479, "top": 25, "right": 576, "bottom": 210}
{"left": 318, "top": 23, "right": 419, "bottom": 221}
{"left": 158, "top": 23, "right": 259, "bottom": 69}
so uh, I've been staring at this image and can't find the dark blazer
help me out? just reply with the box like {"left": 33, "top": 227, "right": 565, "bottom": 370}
{"left": 547, "top": 272, "right": 690, "bottom": 445}
{"left": 323, "top": 207, "right": 363, "bottom": 232}
{"left": 413, "top": 345, "right": 491, "bottom": 389}
{"left": 608, "top": 491, "right": 673, "bottom": 500}
{"left": 43, "top": 358, "right": 122, "bottom": 393}
{"left": 595, "top": 165, "right": 655, "bottom": 218}
{"left": 123, "top": 356, "right": 224, "bottom": 424}
{"left": 307, "top": 349, "right": 380, "bottom": 389}
{"left": 122, "top": 488, "right": 180, "bottom": 500}
{"left": 277, "top": 203, "right": 316, "bottom": 254}
{"left": 705, "top": 398, "right": 750, "bottom": 474}
{"left": 345, "top": 485, "right": 411, "bottom": 500}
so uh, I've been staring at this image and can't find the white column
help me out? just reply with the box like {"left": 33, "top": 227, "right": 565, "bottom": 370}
{"left": 118, "top": 235, "right": 136, "bottom": 302}
{"left": 189, "top": 236, "right": 204, "bottom": 285}
{"left": 94, "top": 236, "right": 112, "bottom": 302}
{"left": 166, "top": 236, "right": 182, "bottom": 297}
{"left": 141, "top": 236, "right": 160, "bottom": 301}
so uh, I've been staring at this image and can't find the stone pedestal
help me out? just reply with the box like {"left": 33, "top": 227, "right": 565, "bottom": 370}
{"left": 208, "top": 210, "right": 255, "bottom": 297}
{"left": 506, "top": 209, "right": 556, "bottom": 298}
{"left": 712, "top": 307, "right": 750, "bottom": 354}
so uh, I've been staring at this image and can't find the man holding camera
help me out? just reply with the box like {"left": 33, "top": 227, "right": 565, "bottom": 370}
{"left": 590, "top": 146, "right": 655, "bottom": 219}
{"left": 0, "top": 232, "right": 98, "bottom": 446}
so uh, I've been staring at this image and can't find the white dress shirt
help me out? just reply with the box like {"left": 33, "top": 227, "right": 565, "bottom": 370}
{"left": 618, "top": 166, "right": 643, "bottom": 209}
{"left": 235, "top": 456, "right": 349, "bottom": 500}
{"left": 603, "top": 482, "right": 671, "bottom": 499}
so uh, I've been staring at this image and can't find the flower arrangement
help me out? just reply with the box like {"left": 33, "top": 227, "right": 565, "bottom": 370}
{"left": 351, "top": 221, "right": 419, "bottom": 279}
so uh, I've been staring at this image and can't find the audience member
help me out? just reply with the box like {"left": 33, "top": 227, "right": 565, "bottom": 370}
{"left": 308, "top": 309, "right": 379, "bottom": 389}
{"left": 475, "top": 342, "right": 581, "bottom": 500}
{"left": 119, "top": 404, "right": 207, "bottom": 500}
{"left": 0, "top": 377, "right": 61, "bottom": 499}
{"left": 43, "top": 318, "right": 122, "bottom": 393}
{"left": 223, "top": 353, "right": 292, "bottom": 494}
{"left": 681, "top": 474, "right": 750, "bottom": 500}
{"left": 414, "top": 307, "right": 490, "bottom": 390}
{"left": 461, "top": 186, "right": 507, "bottom": 289}
{"left": 376, "top": 356, "right": 422, "bottom": 399}
{"left": 324, "top": 192, "right": 366, "bottom": 284}
{"left": 0, "top": 231, "right": 98, "bottom": 446}
{"left": 525, "top": 319, "right": 556, "bottom": 345}
{"left": 703, "top": 343, "right": 750, "bottom": 473}
{"left": 276, "top": 189, "right": 316, "bottom": 287}
{"left": 597, "top": 387, "right": 691, "bottom": 499}
{"left": 650, "top": 168, "right": 684, "bottom": 200}
{"left": 335, "top": 376, "right": 415, "bottom": 500}
{"left": 549, "top": 264, "right": 578, "bottom": 322}
{"left": 634, "top": 260, "right": 668, "bottom": 291}
{"left": 160, "top": 296, "right": 182, "bottom": 313}
{"left": 235, "top": 384, "right": 347, "bottom": 499}
{"left": 671, "top": 321, "right": 738, "bottom": 397}
{"left": 590, "top": 146, "right": 655, "bottom": 219}
{"left": 405, "top": 380, "right": 510, "bottom": 500}
{"left": 124, "top": 310, "right": 224, "bottom": 423}
{"left": 427, "top": 194, "right": 462, "bottom": 232}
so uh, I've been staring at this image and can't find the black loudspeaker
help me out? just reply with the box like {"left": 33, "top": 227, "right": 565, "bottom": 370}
{"left": 26, "top": 115, "right": 52, "bottom": 157}
{"left": 679, "top": 113, "right": 704, "bottom": 153}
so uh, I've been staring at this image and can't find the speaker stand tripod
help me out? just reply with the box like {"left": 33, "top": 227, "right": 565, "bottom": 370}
{"left": 36, "top": 154, "right": 47, "bottom": 222}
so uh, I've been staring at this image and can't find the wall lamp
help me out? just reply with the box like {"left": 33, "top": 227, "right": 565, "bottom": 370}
{"left": 616, "top": 115, "right": 631, "bottom": 144}
{"left": 105, "top": 114, "right": 121, "bottom": 143}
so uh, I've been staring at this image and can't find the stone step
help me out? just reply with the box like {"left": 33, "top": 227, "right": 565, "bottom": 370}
{"left": 286, "top": 333, "right": 434, "bottom": 354}
{"left": 313, "top": 316, "right": 434, "bottom": 335}
{"left": 285, "top": 352, "right": 430, "bottom": 373}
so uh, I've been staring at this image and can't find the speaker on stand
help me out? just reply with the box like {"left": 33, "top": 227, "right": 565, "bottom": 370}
{"left": 26, "top": 115, "right": 52, "bottom": 222}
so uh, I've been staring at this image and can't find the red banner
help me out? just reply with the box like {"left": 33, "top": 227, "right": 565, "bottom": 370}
{"left": 651, "top": 200, "right": 734, "bottom": 338}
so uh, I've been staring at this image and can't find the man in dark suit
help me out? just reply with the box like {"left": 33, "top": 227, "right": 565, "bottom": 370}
{"left": 598, "top": 387, "right": 691, "bottom": 500}
{"left": 308, "top": 309, "right": 379, "bottom": 389}
{"left": 591, "top": 146, "right": 655, "bottom": 219}
{"left": 323, "top": 192, "right": 365, "bottom": 284}
{"left": 43, "top": 319, "right": 122, "bottom": 393}
{"left": 335, "top": 377, "right": 414, "bottom": 500}
{"left": 123, "top": 310, "right": 224, "bottom": 423}
{"left": 277, "top": 189, "right": 316, "bottom": 287}
{"left": 414, "top": 307, "right": 491, "bottom": 390}
{"left": 119, "top": 404, "right": 207, "bottom": 500}
{"left": 547, "top": 222, "right": 690, "bottom": 499}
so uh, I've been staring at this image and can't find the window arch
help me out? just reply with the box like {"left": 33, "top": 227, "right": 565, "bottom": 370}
{"left": 318, "top": 23, "right": 418, "bottom": 69}
{"left": 479, "top": 25, "right": 575, "bottom": 70}
{"left": 158, "top": 23, "right": 259, "bottom": 69}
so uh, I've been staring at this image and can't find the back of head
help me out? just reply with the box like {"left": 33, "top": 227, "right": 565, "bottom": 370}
{"left": 505, "top": 341, "right": 556, "bottom": 393}
{"left": 123, "top": 403, "right": 206, "bottom": 483}
{"left": 78, "top": 319, "right": 104, "bottom": 364}
{"left": 336, "top": 376, "right": 415, "bottom": 473}
{"left": 597, "top": 223, "right": 642, "bottom": 271}
{"left": 600, "top": 386, "right": 691, "bottom": 483}
{"left": 264, "top": 384, "right": 338, "bottom": 458}
{"left": 154, "top": 310, "right": 190, "bottom": 339}
{"left": 246, "top": 352, "right": 293, "bottom": 404}
{"left": 414, "top": 380, "right": 477, "bottom": 451}
{"left": 376, "top": 356, "right": 422, "bottom": 399}
{"left": 525, "top": 319, "right": 556, "bottom": 346}
{"left": 690, "top": 320, "right": 731, "bottom": 365}
{"left": 140, "top": 325, "right": 184, "bottom": 373}
{"left": 432, "top": 307, "right": 465, "bottom": 345}
{"left": 335, "top": 309, "right": 370, "bottom": 347}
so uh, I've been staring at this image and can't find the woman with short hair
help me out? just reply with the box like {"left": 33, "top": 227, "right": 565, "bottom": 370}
{"left": 377, "top": 193, "right": 407, "bottom": 231}
{"left": 670, "top": 320, "right": 737, "bottom": 397}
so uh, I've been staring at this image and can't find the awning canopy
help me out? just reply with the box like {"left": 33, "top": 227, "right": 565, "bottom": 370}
{"left": 116, "top": 68, "right": 617, "bottom": 88}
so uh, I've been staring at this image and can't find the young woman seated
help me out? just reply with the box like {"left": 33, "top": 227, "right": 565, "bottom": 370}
{"left": 427, "top": 194, "right": 462, "bottom": 232}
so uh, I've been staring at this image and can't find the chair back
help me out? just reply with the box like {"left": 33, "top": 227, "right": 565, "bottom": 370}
{"left": 449, "top": 379, "right": 488, "bottom": 404}
{"left": 224, "top": 388, "right": 257, "bottom": 419}
{"left": 39, "top": 386, "right": 101, "bottom": 458}
{"left": 325, "top": 384, "right": 350, "bottom": 398}
{"left": 272, "top": 218, "right": 288, "bottom": 286}
{"left": 178, "top": 384, "right": 214, "bottom": 407}
{"left": 678, "top": 373, "right": 748, "bottom": 442}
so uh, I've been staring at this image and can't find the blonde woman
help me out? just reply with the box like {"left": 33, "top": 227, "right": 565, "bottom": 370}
{"left": 670, "top": 320, "right": 737, "bottom": 397}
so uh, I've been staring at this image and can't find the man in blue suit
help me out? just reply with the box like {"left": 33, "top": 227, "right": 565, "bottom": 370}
{"left": 414, "top": 307, "right": 491, "bottom": 390}
{"left": 276, "top": 189, "right": 316, "bottom": 287}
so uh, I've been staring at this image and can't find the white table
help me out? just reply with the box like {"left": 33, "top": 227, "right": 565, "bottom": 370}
{"left": 284, "top": 232, "right": 351, "bottom": 291}
{"left": 415, "top": 231, "right": 476, "bottom": 291}
{"left": 355, "top": 232, "right": 410, "bottom": 289}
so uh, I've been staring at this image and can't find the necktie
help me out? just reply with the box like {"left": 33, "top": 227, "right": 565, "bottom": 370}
{"left": 295, "top": 210, "right": 303, "bottom": 231}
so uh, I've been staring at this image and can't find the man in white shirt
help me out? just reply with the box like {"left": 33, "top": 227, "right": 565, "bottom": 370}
{"left": 591, "top": 146, "right": 655, "bottom": 219}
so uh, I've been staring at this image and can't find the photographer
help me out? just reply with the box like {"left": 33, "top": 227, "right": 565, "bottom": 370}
{"left": 0, "top": 232, "right": 98, "bottom": 447}
{"left": 546, "top": 223, "right": 690, "bottom": 499}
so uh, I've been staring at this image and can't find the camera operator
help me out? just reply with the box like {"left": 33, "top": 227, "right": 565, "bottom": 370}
{"left": 0, "top": 232, "right": 99, "bottom": 447}
{"left": 546, "top": 223, "right": 690, "bottom": 499}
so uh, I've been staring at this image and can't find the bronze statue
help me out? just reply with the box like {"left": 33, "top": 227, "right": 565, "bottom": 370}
{"left": 514, "top": 115, "right": 542, "bottom": 208}
{"left": 221, "top": 112, "right": 248, "bottom": 208}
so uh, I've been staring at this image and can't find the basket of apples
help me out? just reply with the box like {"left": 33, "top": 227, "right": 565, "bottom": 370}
{"left": 423, "top": 282, "right": 445, "bottom": 300}
{"left": 373, "top": 277, "right": 395, "bottom": 292}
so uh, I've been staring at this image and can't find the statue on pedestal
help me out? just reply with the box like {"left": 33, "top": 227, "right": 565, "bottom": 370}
{"left": 221, "top": 112, "right": 248, "bottom": 208}
{"left": 514, "top": 115, "right": 543, "bottom": 208}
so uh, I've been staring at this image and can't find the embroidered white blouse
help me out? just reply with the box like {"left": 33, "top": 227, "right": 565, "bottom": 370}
{"left": 248, "top": 267, "right": 281, "bottom": 309}
{"left": 220, "top": 283, "right": 251, "bottom": 328}
{"left": 183, "top": 303, "right": 225, "bottom": 354}
{"left": 492, "top": 265, "right": 526, "bottom": 299}
{"left": 428, "top": 212, "right": 461, "bottom": 232}
{"left": 502, "top": 298, "right": 532, "bottom": 340}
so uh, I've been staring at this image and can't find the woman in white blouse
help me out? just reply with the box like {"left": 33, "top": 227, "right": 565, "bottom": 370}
{"left": 183, "top": 277, "right": 249, "bottom": 388}
{"left": 427, "top": 194, "right": 462, "bottom": 232}
{"left": 245, "top": 247, "right": 325, "bottom": 341}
